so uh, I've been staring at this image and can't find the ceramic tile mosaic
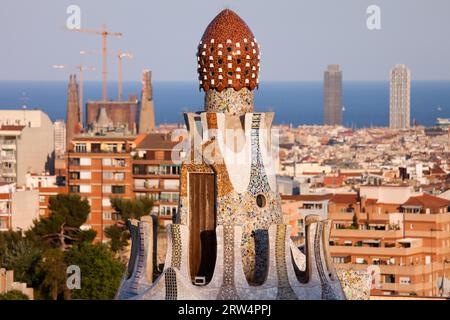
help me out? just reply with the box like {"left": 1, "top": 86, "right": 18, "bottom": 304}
{"left": 197, "top": 10, "right": 260, "bottom": 92}
{"left": 336, "top": 269, "right": 371, "bottom": 300}
{"left": 165, "top": 268, "right": 178, "bottom": 300}
{"left": 170, "top": 224, "right": 182, "bottom": 269}
{"left": 275, "top": 225, "right": 297, "bottom": 300}
{"left": 217, "top": 225, "right": 240, "bottom": 300}
{"left": 205, "top": 88, "right": 253, "bottom": 115}
{"left": 314, "top": 222, "right": 337, "bottom": 300}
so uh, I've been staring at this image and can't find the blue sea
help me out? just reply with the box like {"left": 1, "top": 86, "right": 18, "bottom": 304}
{"left": 0, "top": 81, "right": 449, "bottom": 128}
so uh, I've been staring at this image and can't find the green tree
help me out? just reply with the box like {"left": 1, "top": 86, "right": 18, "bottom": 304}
{"left": 110, "top": 197, "right": 154, "bottom": 222}
{"left": 35, "top": 249, "right": 67, "bottom": 300}
{"left": 27, "top": 194, "right": 95, "bottom": 250}
{"left": 351, "top": 212, "right": 358, "bottom": 230}
{"left": 65, "top": 243, "right": 125, "bottom": 299}
{"left": 2, "top": 239, "right": 43, "bottom": 287}
{"left": 0, "top": 230, "right": 24, "bottom": 266}
{"left": 0, "top": 290, "right": 30, "bottom": 300}
{"left": 105, "top": 198, "right": 154, "bottom": 253}
{"left": 104, "top": 224, "right": 129, "bottom": 253}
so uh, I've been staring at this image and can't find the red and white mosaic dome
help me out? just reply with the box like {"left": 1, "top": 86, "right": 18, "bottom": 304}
{"left": 197, "top": 9, "right": 260, "bottom": 92}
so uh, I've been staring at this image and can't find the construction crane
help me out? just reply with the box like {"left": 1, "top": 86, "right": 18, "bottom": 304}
{"left": 117, "top": 51, "right": 133, "bottom": 101}
{"left": 76, "top": 65, "right": 96, "bottom": 123}
{"left": 68, "top": 24, "right": 122, "bottom": 101}
{"left": 81, "top": 49, "right": 133, "bottom": 101}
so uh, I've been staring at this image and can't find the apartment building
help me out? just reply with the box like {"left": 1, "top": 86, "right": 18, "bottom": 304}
{"left": 282, "top": 194, "right": 331, "bottom": 244}
{"left": 0, "top": 182, "right": 39, "bottom": 232}
{"left": 327, "top": 186, "right": 450, "bottom": 297}
{"left": 132, "top": 133, "right": 182, "bottom": 227}
{"left": 25, "top": 173, "right": 68, "bottom": 218}
{"left": 66, "top": 134, "right": 142, "bottom": 241}
{"left": 0, "top": 110, "right": 55, "bottom": 186}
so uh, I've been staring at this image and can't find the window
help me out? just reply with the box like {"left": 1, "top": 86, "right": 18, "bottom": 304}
{"left": 111, "top": 185, "right": 125, "bottom": 194}
{"left": 164, "top": 179, "right": 179, "bottom": 189}
{"left": 160, "top": 205, "right": 177, "bottom": 216}
{"left": 102, "top": 158, "right": 112, "bottom": 166}
{"left": 102, "top": 212, "right": 112, "bottom": 220}
{"left": 75, "top": 144, "right": 87, "bottom": 153}
{"left": 69, "top": 172, "right": 80, "bottom": 180}
{"left": 114, "top": 172, "right": 125, "bottom": 181}
{"left": 91, "top": 143, "right": 101, "bottom": 153}
{"left": 106, "top": 144, "right": 118, "bottom": 153}
{"left": 69, "top": 158, "right": 80, "bottom": 166}
{"left": 69, "top": 185, "right": 80, "bottom": 193}
{"left": 145, "top": 179, "right": 159, "bottom": 189}
{"left": 39, "top": 196, "right": 45, "bottom": 203}
{"left": 147, "top": 166, "right": 159, "bottom": 175}
{"left": 384, "top": 274, "right": 395, "bottom": 284}
{"left": 160, "top": 192, "right": 179, "bottom": 203}
{"left": 133, "top": 165, "right": 146, "bottom": 175}
{"left": 80, "top": 171, "right": 91, "bottom": 180}
{"left": 134, "top": 179, "right": 145, "bottom": 188}
{"left": 113, "top": 158, "right": 126, "bottom": 167}
{"left": 256, "top": 194, "right": 266, "bottom": 208}
{"left": 80, "top": 158, "right": 91, "bottom": 166}
{"left": 103, "top": 172, "right": 113, "bottom": 180}
{"left": 355, "top": 258, "right": 367, "bottom": 264}
{"left": 102, "top": 185, "right": 112, "bottom": 193}
{"left": 79, "top": 185, "right": 91, "bottom": 193}
{"left": 102, "top": 198, "right": 111, "bottom": 207}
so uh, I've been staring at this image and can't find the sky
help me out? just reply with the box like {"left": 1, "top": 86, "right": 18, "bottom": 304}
{"left": 0, "top": 0, "right": 449, "bottom": 82}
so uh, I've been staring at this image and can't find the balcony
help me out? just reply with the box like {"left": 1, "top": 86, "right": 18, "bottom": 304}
{"left": 1, "top": 155, "right": 16, "bottom": 162}
{"left": 331, "top": 229, "right": 403, "bottom": 239}
{"left": 1, "top": 144, "right": 16, "bottom": 150}
{"left": 329, "top": 212, "right": 355, "bottom": 221}
{"left": 330, "top": 245, "right": 424, "bottom": 256}
{"left": 1, "top": 169, "right": 16, "bottom": 177}
{"left": 336, "top": 262, "right": 440, "bottom": 276}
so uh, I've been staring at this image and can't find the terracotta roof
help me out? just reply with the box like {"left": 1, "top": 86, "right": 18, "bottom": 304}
{"left": 402, "top": 193, "right": 450, "bottom": 208}
{"left": 330, "top": 193, "right": 359, "bottom": 204}
{"left": 430, "top": 166, "right": 446, "bottom": 175}
{"left": 323, "top": 176, "right": 344, "bottom": 186}
{"left": 136, "top": 133, "right": 181, "bottom": 150}
{"left": 0, "top": 194, "right": 11, "bottom": 200}
{"left": 0, "top": 125, "right": 25, "bottom": 131}
{"left": 197, "top": 9, "right": 260, "bottom": 92}
{"left": 281, "top": 194, "right": 332, "bottom": 202}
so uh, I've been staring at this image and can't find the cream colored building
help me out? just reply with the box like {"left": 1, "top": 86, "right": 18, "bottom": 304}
{"left": 0, "top": 110, "right": 55, "bottom": 186}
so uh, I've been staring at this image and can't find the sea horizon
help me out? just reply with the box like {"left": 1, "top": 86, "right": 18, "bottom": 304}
{"left": 0, "top": 80, "right": 449, "bottom": 128}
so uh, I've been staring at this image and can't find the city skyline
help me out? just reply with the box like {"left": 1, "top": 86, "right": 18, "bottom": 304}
{"left": 1, "top": 0, "right": 450, "bottom": 82}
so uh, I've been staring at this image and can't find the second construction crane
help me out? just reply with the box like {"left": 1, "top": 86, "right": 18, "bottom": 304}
{"left": 68, "top": 24, "right": 122, "bottom": 101}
